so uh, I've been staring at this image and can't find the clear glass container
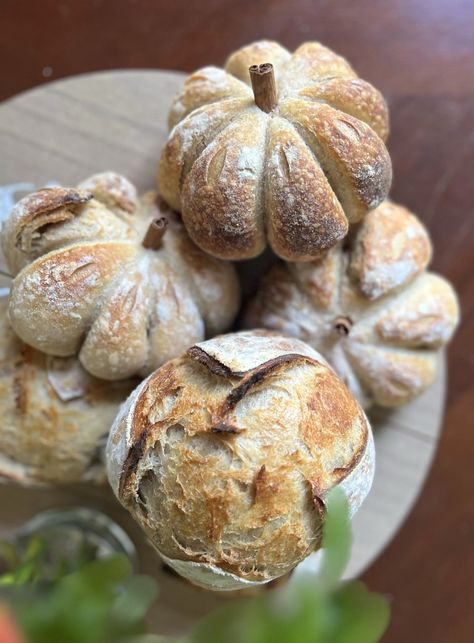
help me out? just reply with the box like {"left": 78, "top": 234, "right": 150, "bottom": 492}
{"left": 12, "top": 507, "right": 138, "bottom": 580}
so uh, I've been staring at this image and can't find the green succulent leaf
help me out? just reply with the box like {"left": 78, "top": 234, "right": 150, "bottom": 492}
{"left": 330, "top": 581, "right": 391, "bottom": 643}
{"left": 109, "top": 574, "right": 159, "bottom": 641}
{"left": 319, "top": 488, "right": 352, "bottom": 589}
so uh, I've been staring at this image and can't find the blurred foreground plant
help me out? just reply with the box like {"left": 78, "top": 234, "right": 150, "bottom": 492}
{"left": 0, "top": 489, "right": 389, "bottom": 643}
{"left": 0, "top": 555, "right": 159, "bottom": 643}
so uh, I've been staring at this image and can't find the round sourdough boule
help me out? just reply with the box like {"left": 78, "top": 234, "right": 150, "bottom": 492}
{"left": 2, "top": 172, "right": 240, "bottom": 381}
{"left": 0, "top": 297, "right": 133, "bottom": 486}
{"left": 106, "top": 330, "right": 375, "bottom": 591}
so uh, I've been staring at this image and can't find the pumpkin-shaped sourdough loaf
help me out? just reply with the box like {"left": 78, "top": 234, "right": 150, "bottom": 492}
{"left": 107, "top": 331, "right": 375, "bottom": 591}
{"left": 245, "top": 202, "right": 460, "bottom": 408}
{"left": 158, "top": 39, "right": 392, "bottom": 261}
{"left": 2, "top": 172, "right": 240, "bottom": 381}
{"left": 0, "top": 296, "right": 132, "bottom": 486}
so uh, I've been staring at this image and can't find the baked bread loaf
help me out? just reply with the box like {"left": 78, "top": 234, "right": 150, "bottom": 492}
{"left": 0, "top": 297, "right": 132, "bottom": 486}
{"left": 107, "top": 330, "right": 374, "bottom": 591}
{"left": 2, "top": 172, "right": 240, "bottom": 381}
{"left": 245, "top": 201, "right": 460, "bottom": 408}
{"left": 158, "top": 39, "right": 391, "bottom": 261}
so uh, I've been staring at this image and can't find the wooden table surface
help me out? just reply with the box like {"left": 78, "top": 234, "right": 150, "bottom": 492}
{"left": 2, "top": 1, "right": 474, "bottom": 641}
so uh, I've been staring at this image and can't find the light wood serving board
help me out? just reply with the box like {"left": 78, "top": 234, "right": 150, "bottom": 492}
{"left": 0, "top": 70, "right": 446, "bottom": 635}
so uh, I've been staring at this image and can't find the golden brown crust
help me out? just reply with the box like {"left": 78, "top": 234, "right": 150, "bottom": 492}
{"left": 375, "top": 273, "right": 459, "bottom": 347}
{"left": 280, "top": 99, "right": 392, "bottom": 223}
{"left": 14, "top": 187, "right": 92, "bottom": 221}
{"left": 158, "top": 39, "right": 391, "bottom": 261}
{"left": 176, "top": 232, "right": 240, "bottom": 335}
{"left": 349, "top": 200, "right": 432, "bottom": 299}
{"left": 298, "top": 78, "right": 389, "bottom": 141}
{"left": 225, "top": 40, "right": 291, "bottom": 85}
{"left": 4, "top": 173, "right": 240, "bottom": 381}
{"left": 281, "top": 41, "right": 357, "bottom": 86}
{"left": 168, "top": 67, "right": 251, "bottom": 129}
{"left": 0, "top": 298, "right": 132, "bottom": 486}
{"left": 1, "top": 188, "right": 92, "bottom": 273}
{"left": 265, "top": 117, "right": 348, "bottom": 260}
{"left": 344, "top": 342, "right": 437, "bottom": 408}
{"left": 181, "top": 111, "right": 267, "bottom": 260}
{"left": 158, "top": 99, "right": 248, "bottom": 211}
{"left": 9, "top": 241, "right": 136, "bottom": 358}
{"left": 244, "top": 201, "right": 459, "bottom": 408}
{"left": 107, "top": 331, "right": 373, "bottom": 588}
{"left": 78, "top": 270, "right": 150, "bottom": 380}
{"left": 77, "top": 172, "right": 138, "bottom": 214}
{"left": 288, "top": 246, "right": 341, "bottom": 310}
{"left": 2, "top": 189, "right": 136, "bottom": 276}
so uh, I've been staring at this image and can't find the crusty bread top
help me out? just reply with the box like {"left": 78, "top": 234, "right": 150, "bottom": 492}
{"left": 2, "top": 172, "right": 240, "bottom": 381}
{"left": 158, "top": 40, "right": 391, "bottom": 261}
{"left": 245, "top": 201, "right": 459, "bottom": 408}
{"left": 0, "top": 297, "right": 132, "bottom": 486}
{"left": 107, "top": 330, "right": 373, "bottom": 587}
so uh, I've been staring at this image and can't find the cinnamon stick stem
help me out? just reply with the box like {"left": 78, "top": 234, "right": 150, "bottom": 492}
{"left": 0, "top": 269, "right": 11, "bottom": 279}
{"left": 249, "top": 63, "right": 277, "bottom": 113}
{"left": 142, "top": 217, "right": 168, "bottom": 250}
{"left": 333, "top": 316, "right": 353, "bottom": 336}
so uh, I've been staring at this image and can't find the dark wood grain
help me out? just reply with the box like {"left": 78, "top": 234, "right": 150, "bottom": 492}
{"left": 2, "top": 1, "right": 474, "bottom": 641}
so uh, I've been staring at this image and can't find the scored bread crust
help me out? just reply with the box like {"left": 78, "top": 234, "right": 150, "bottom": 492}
{"left": 0, "top": 297, "right": 132, "bottom": 486}
{"left": 158, "top": 40, "right": 391, "bottom": 261}
{"left": 107, "top": 330, "right": 374, "bottom": 591}
{"left": 245, "top": 201, "right": 460, "bottom": 408}
{"left": 2, "top": 172, "right": 240, "bottom": 381}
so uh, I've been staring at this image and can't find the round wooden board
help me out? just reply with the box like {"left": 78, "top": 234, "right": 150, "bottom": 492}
{"left": 0, "top": 70, "right": 446, "bottom": 635}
